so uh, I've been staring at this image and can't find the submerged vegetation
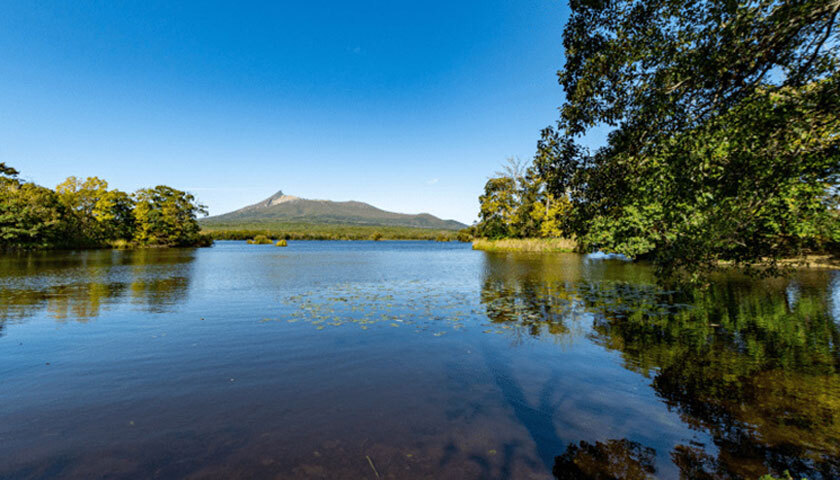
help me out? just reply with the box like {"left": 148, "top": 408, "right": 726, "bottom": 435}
{"left": 474, "top": 0, "right": 840, "bottom": 278}
{"left": 0, "top": 163, "right": 210, "bottom": 250}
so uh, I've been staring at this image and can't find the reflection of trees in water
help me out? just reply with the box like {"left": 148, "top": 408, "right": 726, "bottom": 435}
{"left": 587, "top": 282, "right": 840, "bottom": 479}
{"left": 480, "top": 253, "right": 595, "bottom": 343}
{"left": 553, "top": 439, "right": 656, "bottom": 480}
{"left": 129, "top": 276, "right": 190, "bottom": 313}
{"left": 0, "top": 249, "right": 196, "bottom": 332}
{"left": 481, "top": 278, "right": 583, "bottom": 340}
{"left": 480, "top": 255, "right": 840, "bottom": 479}
{"left": 46, "top": 282, "right": 128, "bottom": 321}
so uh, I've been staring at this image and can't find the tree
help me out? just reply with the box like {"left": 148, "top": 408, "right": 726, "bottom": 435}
{"left": 55, "top": 176, "right": 135, "bottom": 245}
{"left": 0, "top": 180, "right": 69, "bottom": 249}
{"left": 477, "top": 176, "right": 518, "bottom": 238}
{"left": 92, "top": 189, "right": 136, "bottom": 242}
{"left": 0, "top": 164, "right": 210, "bottom": 250}
{"left": 0, "top": 162, "right": 19, "bottom": 178}
{"left": 531, "top": 193, "right": 571, "bottom": 238}
{"left": 133, "top": 186, "right": 208, "bottom": 246}
{"left": 478, "top": 157, "right": 574, "bottom": 240}
{"left": 537, "top": 0, "right": 840, "bottom": 276}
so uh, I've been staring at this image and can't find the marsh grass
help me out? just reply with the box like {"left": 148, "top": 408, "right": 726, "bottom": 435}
{"left": 472, "top": 238, "right": 577, "bottom": 253}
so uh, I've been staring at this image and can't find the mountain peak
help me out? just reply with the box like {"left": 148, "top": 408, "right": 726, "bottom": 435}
{"left": 203, "top": 192, "right": 467, "bottom": 230}
{"left": 261, "top": 190, "right": 299, "bottom": 208}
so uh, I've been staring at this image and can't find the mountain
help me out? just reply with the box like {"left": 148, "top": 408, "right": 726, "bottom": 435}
{"left": 200, "top": 191, "right": 467, "bottom": 230}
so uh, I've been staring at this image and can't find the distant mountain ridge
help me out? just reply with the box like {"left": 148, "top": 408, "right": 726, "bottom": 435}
{"left": 201, "top": 191, "right": 467, "bottom": 230}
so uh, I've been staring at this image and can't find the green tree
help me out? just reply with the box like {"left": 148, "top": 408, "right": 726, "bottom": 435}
{"left": 536, "top": 0, "right": 840, "bottom": 277}
{"left": 477, "top": 156, "right": 576, "bottom": 240}
{"left": 132, "top": 186, "right": 208, "bottom": 246}
{"left": 477, "top": 176, "right": 518, "bottom": 238}
{"left": 93, "top": 189, "right": 136, "bottom": 241}
{"left": 531, "top": 193, "right": 571, "bottom": 238}
{"left": 0, "top": 162, "right": 19, "bottom": 178}
{"left": 0, "top": 178, "right": 69, "bottom": 249}
{"left": 55, "top": 176, "right": 135, "bottom": 244}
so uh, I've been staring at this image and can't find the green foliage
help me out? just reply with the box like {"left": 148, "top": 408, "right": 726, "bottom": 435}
{"left": 476, "top": 157, "right": 573, "bottom": 240}
{"left": 55, "top": 176, "right": 135, "bottom": 245}
{"left": 531, "top": 194, "right": 571, "bottom": 239}
{"left": 133, "top": 186, "right": 209, "bottom": 247}
{"left": 0, "top": 164, "right": 210, "bottom": 250}
{"left": 529, "top": 0, "right": 840, "bottom": 277}
{"left": 246, "top": 234, "right": 273, "bottom": 245}
{"left": 370, "top": 231, "right": 383, "bottom": 241}
{"left": 0, "top": 162, "right": 19, "bottom": 178}
{"left": 275, "top": 239, "right": 287, "bottom": 247}
{"left": 0, "top": 179, "right": 70, "bottom": 249}
{"left": 478, "top": 176, "right": 518, "bottom": 238}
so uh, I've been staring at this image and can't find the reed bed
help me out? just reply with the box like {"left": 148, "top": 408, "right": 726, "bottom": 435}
{"left": 471, "top": 238, "right": 577, "bottom": 253}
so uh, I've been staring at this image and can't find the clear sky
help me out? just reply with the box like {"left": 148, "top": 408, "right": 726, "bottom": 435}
{"left": 0, "top": 1, "right": 571, "bottom": 224}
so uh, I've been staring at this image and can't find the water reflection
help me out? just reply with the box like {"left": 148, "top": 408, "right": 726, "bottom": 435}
{"left": 553, "top": 439, "right": 657, "bottom": 480}
{"left": 0, "top": 248, "right": 196, "bottom": 333}
{"left": 480, "top": 253, "right": 840, "bottom": 479}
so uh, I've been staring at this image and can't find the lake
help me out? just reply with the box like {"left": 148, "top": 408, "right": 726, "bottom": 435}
{"left": 1, "top": 241, "right": 838, "bottom": 479}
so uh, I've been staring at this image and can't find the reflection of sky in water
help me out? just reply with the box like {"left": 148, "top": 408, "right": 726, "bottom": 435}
{"left": 786, "top": 280, "right": 801, "bottom": 310}
{"left": 585, "top": 251, "right": 631, "bottom": 261}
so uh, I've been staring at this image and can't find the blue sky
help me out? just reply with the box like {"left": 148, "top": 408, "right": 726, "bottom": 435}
{"left": 0, "top": 1, "right": 572, "bottom": 224}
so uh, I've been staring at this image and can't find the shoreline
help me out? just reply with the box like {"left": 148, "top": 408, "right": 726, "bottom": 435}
{"left": 471, "top": 238, "right": 840, "bottom": 270}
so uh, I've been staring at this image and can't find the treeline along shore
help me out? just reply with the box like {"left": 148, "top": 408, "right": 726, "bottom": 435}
{"left": 0, "top": 163, "right": 210, "bottom": 250}
{"left": 0, "top": 161, "right": 472, "bottom": 250}
{"left": 202, "top": 224, "right": 472, "bottom": 242}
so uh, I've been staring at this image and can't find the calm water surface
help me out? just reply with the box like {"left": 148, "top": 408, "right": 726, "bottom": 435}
{"left": 1, "top": 241, "right": 839, "bottom": 479}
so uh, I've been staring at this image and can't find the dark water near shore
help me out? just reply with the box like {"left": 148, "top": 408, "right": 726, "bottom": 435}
{"left": 1, "top": 241, "right": 839, "bottom": 479}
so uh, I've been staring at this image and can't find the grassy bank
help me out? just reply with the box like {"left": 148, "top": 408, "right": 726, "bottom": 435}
{"left": 472, "top": 238, "right": 577, "bottom": 253}
{"left": 202, "top": 222, "right": 464, "bottom": 241}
